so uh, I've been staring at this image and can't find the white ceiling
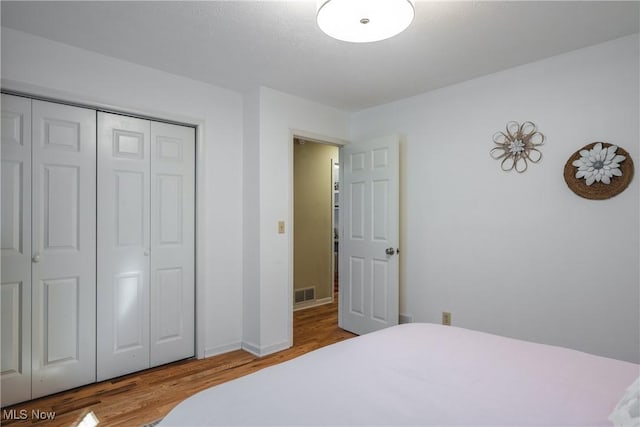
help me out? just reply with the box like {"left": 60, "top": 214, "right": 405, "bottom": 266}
{"left": 2, "top": 1, "right": 638, "bottom": 111}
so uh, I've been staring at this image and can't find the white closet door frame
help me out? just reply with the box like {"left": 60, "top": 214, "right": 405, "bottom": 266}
{"left": 1, "top": 94, "right": 32, "bottom": 406}
{"left": 97, "top": 112, "right": 151, "bottom": 381}
{"left": 30, "top": 100, "right": 97, "bottom": 398}
{"left": 150, "top": 121, "right": 195, "bottom": 367}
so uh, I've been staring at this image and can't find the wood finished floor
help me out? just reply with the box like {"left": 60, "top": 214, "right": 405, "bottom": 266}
{"left": 1, "top": 294, "right": 355, "bottom": 426}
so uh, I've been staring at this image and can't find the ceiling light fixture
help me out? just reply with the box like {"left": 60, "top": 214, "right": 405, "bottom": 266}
{"left": 317, "top": 0, "right": 415, "bottom": 43}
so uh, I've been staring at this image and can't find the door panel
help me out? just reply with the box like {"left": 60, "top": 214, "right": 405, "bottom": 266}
{"left": 1, "top": 161, "right": 24, "bottom": 255}
{"left": 113, "top": 272, "right": 145, "bottom": 351}
{"left": 350, "top": 181, "right": 365, "bottom": 239}
{"left": 97, "top": 112, "right": 151, "bottom": 381}
{"left": 1, "top": 282, "right": 23, "bottom": 373}
{"left": 339, "top": 135, "right": 399, "bottom": 335}
{"left": 157, "top": 175, "right": 183, "bottom": 244}
{"left": 31, "top": 100, "right": 96, "bottom": 398}
{"left": 349, "top": 256, "right": 365, "bottom": 314}
{"left": 41, "top": 277, "right": 79, "bottom": 364}
{"left": 149, "top": 122, "right": 195, "bottom": 367}
{"left": 42, "top": 165, "right": 80, "bottom": 250}
{"left": 115, "top": 170, "right": 145, "bottom": 246}
{"left": 372, "top": 260, "right": 389, "bottom": 321}
{"left": 1, "top": 94, "right": 32, "bottom": 406}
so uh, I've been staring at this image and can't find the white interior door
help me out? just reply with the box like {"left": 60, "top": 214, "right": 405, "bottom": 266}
{"left": 97, "top": 112, "right": 151, "bottom": 381}
{"left": 149, "top": 121, "right": 195, "bottom": 367}
{"left": 1, "top": 94, "right": 32, "bottom": 406}
{"left": 339, "top": 135, "right": 399, "bottom": 335}
{"left": 30, "top": 100, "right": 97, "bottom": 398}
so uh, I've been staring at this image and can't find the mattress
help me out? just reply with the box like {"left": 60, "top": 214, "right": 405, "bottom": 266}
{"left": 160, "top": 323, "right": 639, "bottom": 426}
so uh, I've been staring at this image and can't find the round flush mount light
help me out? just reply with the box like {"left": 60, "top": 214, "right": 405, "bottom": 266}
{"left": 317, "top": 0, "right": 415, "bottom": 43}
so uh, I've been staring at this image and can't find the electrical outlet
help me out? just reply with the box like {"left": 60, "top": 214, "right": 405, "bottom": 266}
{"left": 442, "top": 312, "right": 451, "bottom": 326}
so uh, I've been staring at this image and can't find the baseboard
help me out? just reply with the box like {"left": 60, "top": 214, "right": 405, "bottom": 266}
{"left": 293, "top": 296, "right": 332, "bottom": 311}
{"left": 260, "top": 340, "right": 291, "bottom": 356}
{"left": 241, "top": 341, "right": 261, "bottom": 356}
{"left": 204, "top": 341, "right": 242, "bottom": 358}
{"left": 241, "top": 339, "right": 291, "bottom": 357}
{"left": 399, "top": 314, "right": 413, "bottom": 324}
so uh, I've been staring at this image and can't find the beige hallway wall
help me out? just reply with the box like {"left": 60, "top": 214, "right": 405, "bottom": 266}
{"left": 293, "top": 141, "right": 338, "bottom": 301}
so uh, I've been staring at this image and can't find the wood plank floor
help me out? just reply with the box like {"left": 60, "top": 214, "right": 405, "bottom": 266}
{"left": 1, "top": 294, "right": 355, "bottom": 426}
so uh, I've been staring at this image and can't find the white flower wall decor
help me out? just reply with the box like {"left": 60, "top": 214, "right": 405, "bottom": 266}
{"left": 564, "top": 142, "right": 634, "bottom": 200}
{"left": 490, "top": 121, "right": 545, "bottom": 173}
{"left": 572, "top": 143, "right": 625, "bottom": 185}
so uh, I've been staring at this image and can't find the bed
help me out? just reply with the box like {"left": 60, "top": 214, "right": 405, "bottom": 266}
{"left": 160, "top": 323, "right": 639, "bottom": 426}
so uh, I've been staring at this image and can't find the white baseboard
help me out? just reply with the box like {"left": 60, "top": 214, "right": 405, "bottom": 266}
{"left": 293, "top": 296, "right": 332, "bottom": 311}
{"left": 242, "top": 339, "right": 291, "bottom": 357}
{"left": 260, "top": 340, "right": 291, "bottom": 356}
{"left": 399, "top": 314, "right": 413, "bottom": 324}
{"left": 204, "top": 341, "right": 242, "bottom": 358}
{"left": 241, "top": 341, "right": 261, "bottom": 356}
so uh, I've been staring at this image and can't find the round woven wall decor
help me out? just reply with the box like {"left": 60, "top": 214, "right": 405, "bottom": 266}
{"left": 564, "top": 142, "right": 634, "bottom": 200}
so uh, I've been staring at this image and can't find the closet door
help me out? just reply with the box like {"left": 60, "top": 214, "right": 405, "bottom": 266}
{"left": 97, "top": 113, "right": 150, "bottom": 381}
{"left": 149, "top": 122, "right": 195, "bottom": 367}
{"left": 1, "top": 94, "right": 32, "bottom": 406}
{"left": 30, "top": 100, "right": 97, "bottom": 398}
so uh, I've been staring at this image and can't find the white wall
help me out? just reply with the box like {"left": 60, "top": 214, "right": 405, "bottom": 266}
{"left": 242, "top": 87, "right": 349, "bottom": 355}
{"left": 4, "top": 26, "right": 637, "bottom": 364}
{"left": 1, "top": 28, "right": 245, "bottom": 357}
{"left": 350, "top": 34, "right": 640, "bottom": 362}
{"left": 242, "top": 88, "right": 261, "bottom": 350}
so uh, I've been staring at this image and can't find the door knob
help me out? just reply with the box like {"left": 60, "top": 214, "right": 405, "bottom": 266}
{"left": 385, "top": 247, "right": 395, "bottom": 256}
{"left": 32, "top": 254, "right": 41, "bottom": 263}
{"left": 144, "top": 249, "right": 150, "bottom": 256}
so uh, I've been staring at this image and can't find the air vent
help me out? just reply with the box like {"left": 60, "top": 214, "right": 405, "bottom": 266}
{"left": 294, "top": 287, "right": 315, "bottom": 304}
{"left": 304, "top": 288, "right": 314, "bottom": 300}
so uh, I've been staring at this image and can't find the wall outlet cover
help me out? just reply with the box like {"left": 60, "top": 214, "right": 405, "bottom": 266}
{"left": 442, "top": 312, "right": 452, "bottom": 326}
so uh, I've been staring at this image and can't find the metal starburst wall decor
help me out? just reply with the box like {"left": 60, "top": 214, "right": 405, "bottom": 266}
{"left": 490, "top": 121, "right": 545, "bottom": 173}
{"left": 563, "top": 142, "right": 634, "bottom": 200}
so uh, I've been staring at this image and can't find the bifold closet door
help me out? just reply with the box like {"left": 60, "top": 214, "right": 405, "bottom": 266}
{"left": 149, "top": 122, "right": 195, "bottom": 367}
{"left": 30, "top": 100, "right": 96, "bottom": 398}
{"left": 97, "top": 113, "right": 195, "bottom": 381}
{"left": 1, "top": 94, "right": 32, "bottom": 406}
{"left": 1, "top": 95, "right": 96, "bottom": 405}
{"left": 97, "top": 112, "right": 151, "bottom": 381}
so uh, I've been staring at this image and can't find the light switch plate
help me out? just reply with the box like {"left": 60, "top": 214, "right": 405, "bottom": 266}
{"left": 278, "top": 221, "right": 285, "bottom": 234}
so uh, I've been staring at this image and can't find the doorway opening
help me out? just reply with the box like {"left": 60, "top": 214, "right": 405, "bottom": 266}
{"left": 292, "top": 137, "right": 340, "bottom": 312}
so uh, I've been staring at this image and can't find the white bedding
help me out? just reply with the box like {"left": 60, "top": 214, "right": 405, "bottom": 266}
{"left": 160, "top": 323, "right": 639, "bottom": 426}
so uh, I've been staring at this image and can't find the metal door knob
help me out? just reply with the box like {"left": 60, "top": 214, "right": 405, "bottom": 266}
{"left": 385, "top": 247, "right": 395, "bottom": 256}
{"left": 32, "top": 254, "right": 41, "bottom": 263}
